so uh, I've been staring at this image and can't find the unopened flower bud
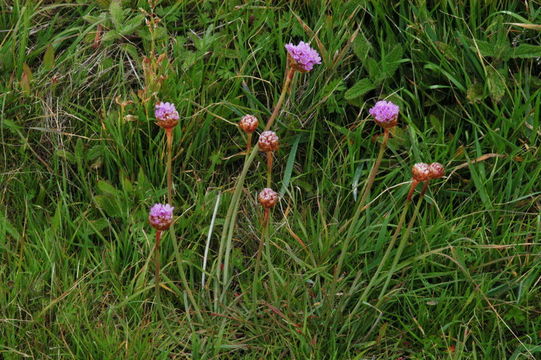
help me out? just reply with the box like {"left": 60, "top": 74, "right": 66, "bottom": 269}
{"left": 155, "top": 102, "right": 179, "bottom": 129}
{"left": 239, "top": 114, "right": 259, "bottom": 134}
{"left": 369, "top": 100, "right": 399, "bottom": 129}
{"left": 258, "top": 188, "right": 278, "bottom": 208}
{"left": 429, "top": 162, "right": 445, "bottom": 179}
{"left": 148, "top": 203, "right": 174, "bottom": 231}
{"left": 412, "top": 163, "right": 431, "bottom": 182}
{"left": 258, "top": 131, "right": 279, "bottom": 152}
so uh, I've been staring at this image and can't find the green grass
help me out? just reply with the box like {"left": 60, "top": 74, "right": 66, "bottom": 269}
{"left": 1, "top": 0, "right": 541, "bottom": 358}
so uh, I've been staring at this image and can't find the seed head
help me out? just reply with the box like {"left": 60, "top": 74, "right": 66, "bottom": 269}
{"left": 258, "top": 131, "right": 279, "bottom": 152}
{"left": 239, "top": 114, "right": 259, "bottom": 134}
{"left": 412, "top": 163, "right": 431, "bottom": 182}
{"left": 369, "top": 100, "right": 399, "bottom": 128}
{"left": 155, "top": 102, "right": 179, "bottom": 129}
{"left": 148, "top": 203, "right": 174, "bottom": 231}
{"left": 285, "top": 41, "right": 322, "bottom": 72}
{"left": 258, "top": 188, "right": 278, "bottom": 208}
{"left": 429, "top": 162, "right": 445, "bottom": 179}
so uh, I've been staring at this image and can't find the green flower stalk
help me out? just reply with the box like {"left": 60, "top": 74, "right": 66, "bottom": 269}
{"left": 334, "top": 100, "right": 400, "bottom": 290}
{"left": 378, "top": 162, "right": 445, "bottom": 301}
{"left": 215, "top": 41, "right": 321, "bottom": 304}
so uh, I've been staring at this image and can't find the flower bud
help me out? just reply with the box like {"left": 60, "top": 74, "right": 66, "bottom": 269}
{"left": 412, "top": 163, "right": 431, "bottom": 182}
{"left": 369, "top": 100, "right": 399, "bottom": 129}
{"left": 239, "top": 114, "right": 259, "bottom": 134}
{"left": 258, "top": 188, "right": 278, "bottom": 208}
{"left": 148, "top": 203, "right": 174, "bottom": 231}
{"left": 155, "top": 102, "right": 179, "bottom": 129}
{"left": 429, "top": 162, "right": 445, "bottom": 179}
{"left": 258, "top": 131, "right": 279, "bottom": 152}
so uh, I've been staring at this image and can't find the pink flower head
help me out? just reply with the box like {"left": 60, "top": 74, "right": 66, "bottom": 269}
{"left": 429, "top": 162, "right": 445, "bottom": 179}
{"left": 155, "top": 102, "right": 179, "bottom": 129}
{"left": 412, "top": 163, "right": 431, "bottom": 182}
{"left": 148, "top": 203, "right": 174, "bottom": 231}
{"left": 258, "top": 131, "right": 279, "bottom": 152}
{"left": 285, "top": 41, "right": 322, "bottom": 72}
{"left": 369, "top": 100, "right": 399, "bottom": 128}
{"left": 239, "top": 114, "right": 259, "bottom": 134}
{"left": 258, "top": 188, "right": 278, "bottom": 208}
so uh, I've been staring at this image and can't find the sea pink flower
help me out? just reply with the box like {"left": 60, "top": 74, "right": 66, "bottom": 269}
{"left": 369, "top": 100, "right": 399, "bottom": 128}
{"left": 429, "top": 162, "right": 445, "bottom": 179}
{"left": 412, "top": 163, "right": 431, "bottom": 182}
{"left": 155, "top": 102, "right": 179, "bottom": 129}
{"left": 239, "top": 114, "right": 259, "bottom": 134}
{"left": 258, "top": 131, "right": 279, "bottom": 152}
{"left": 285, "top": 41, "right": 322, "bottom": 72}
{"left": 148, "top": 203, "right": 174, "bottom": 231}
{"left": 258, "top": 188, "right": 278, "bottom": 208}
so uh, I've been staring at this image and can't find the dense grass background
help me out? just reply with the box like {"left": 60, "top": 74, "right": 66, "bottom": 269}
{"left": 1, "top": 0, "right": 541, "bottom": 358}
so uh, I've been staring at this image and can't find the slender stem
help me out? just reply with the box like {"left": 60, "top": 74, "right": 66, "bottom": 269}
{"left": 407, "top": 180, "right": 419, "bottom": 201}
{"left": 265, "top": 67, "right": 295, "bottom": 131}
{"left": 334, "top": 129, "right": 390, "bottom": 282}
{"left": 246, "top": 133, "right": 252, "bottom": 153}
{"left": 377, "top": 191, "right": 425, "bottom": 302}
{"left": 216, "top": 65, "right": 295, "bottom": 304}
{"left": 166, "top": 128, "right": 173, "bottom": 204}
{"left": 263, "top": 219, "right": 278, "bottom": 303}
{"left": 154, "top": 230, "right": 162, "bottom": 294}
{"left": 252, "top": 208, "right": 268, "bottom": 306}
{"left": 358, "top": 199, "right": 411, "bottom": 304}
{"left": 266, "top": 152, "right": 273, "bottom": 188}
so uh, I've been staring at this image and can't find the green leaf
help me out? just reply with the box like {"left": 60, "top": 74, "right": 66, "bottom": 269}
{"left": 512, "top": 44, "right": 541, "bottom": 59}
{"left": 344, "top": 78, "right": 375, "bottom": 100}
{"left": 487, "top": 67, "right": 506, "bottom": 102}
{"left": 109, "top": 0, "right": 124, "bottom": 30}
{"left": 97, "top": 180, "right": 120, "bottom": 196}
{"left": 119, "top": 14, "right": 144, "bottom": 36}
{"left": 279, "top": 135, "right": 301, "bottom": 196}
{"left": 94, "top": 195, "right": 122, "bottom": 218}
{"left": 352, "top": 34, "right": 372, "bottom": 63}
{"left": 466, "top": 82, "right": 486, "bottom": 103}
{"left": 42, "top": 44, "right": 55, "bottom": 71}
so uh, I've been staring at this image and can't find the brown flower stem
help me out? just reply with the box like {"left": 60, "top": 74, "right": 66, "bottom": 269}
{"left": 154, "top": 230, "right": 162, "bottom": 294}
{"left": 333, "top": 129, "right": 390, "bottom": 286}
{"left": 266, "top": 152, "right": 273, "bottom": 188}
{"left": 246, "top": 133, "right": 252, "bottom": 153}
{"left": 165, "top": 128, "right": 173, "bottom": 204}
{"left": 407, "top": 180, "right": 419, "bottom": 201}
{"left": 265, "top": 67, "right": 295, "bottom": 131}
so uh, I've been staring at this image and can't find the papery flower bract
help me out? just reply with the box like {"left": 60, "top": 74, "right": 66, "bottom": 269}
{"left": 285, "top": 41, "right": 322, "bottom": 72}
{"left": 258, "top": 131, "right": 279, "bottom": 152}
{"left": 369, "top": 100, "right": 399, "bottom": 128}
{"left": 412, "top": 163, "right": 431, "bottom": 182}
{"left": 239, "top": 114, "right": 259, "bottom": 134}
{"left": 258, "top": 188, "right": 278, "bottom": 208}
{"left": 155, "top": 102, "right": 179, "bottom": 129}
{"left": 429, "top": 162, "right": 445, "bottom": 179}
{"left": 149, "top": 203, "right": 174, "bottom": 231}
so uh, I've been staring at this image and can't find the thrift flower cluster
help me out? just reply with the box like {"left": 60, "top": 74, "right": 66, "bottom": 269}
{"left": 258, "top": 188, "right": 278, "bottom": 208}
{"left": 285, "top": 41, "right": 322, "bottom": 72}
{"left": 149, "top": 203, "right": 174, "bottom": 231}
{"left": 239, "top": 114, "right": 259, "bottom": 134}
{"left": 369, "top": 100, "right": 400, "bottom": 128}
{"left": 155, "top": 102, "right": 179, "bottom": 129}
{"left": 258, "top": 131, "right": 279, "bottom": 152}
